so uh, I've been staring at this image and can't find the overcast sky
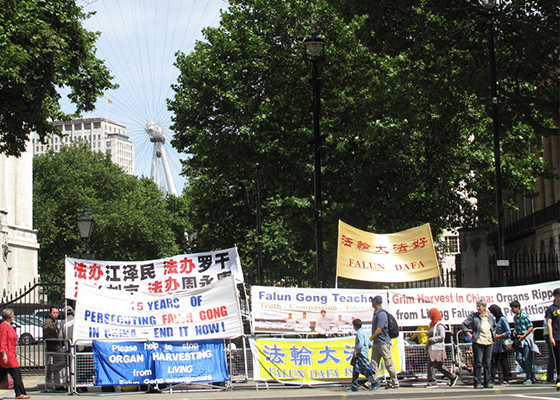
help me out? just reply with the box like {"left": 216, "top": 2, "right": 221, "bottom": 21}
{"left": 59, "top": 0, "right": 228, "bottom": 193}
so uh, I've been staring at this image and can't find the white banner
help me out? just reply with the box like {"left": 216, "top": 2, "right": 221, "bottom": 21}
{"left": 65, "top": 247, "right": 244, "bottom": 300}
{"left": 251, "top": 280, "right": 560, "bottom": 333}
{"left": 74, "top": 276, "right": 243, "bottom": 343}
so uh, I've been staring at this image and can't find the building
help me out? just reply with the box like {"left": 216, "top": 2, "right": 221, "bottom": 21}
{"left": 32, "top": 117, "right": 134, "bottom": 174}
{"left": 0, "top": 149, "right": 40, "bottom": 298}
{"left": 457, "top": 134, "right": 560, "bottom": 288}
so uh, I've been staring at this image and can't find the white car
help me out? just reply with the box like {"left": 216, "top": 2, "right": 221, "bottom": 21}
{"left": 13, "top": 316, "right": 43, "bottom": 345}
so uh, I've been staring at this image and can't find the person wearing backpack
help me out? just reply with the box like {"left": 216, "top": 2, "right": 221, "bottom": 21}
{"left": 369, "top": 295, "right": 399, "bottom": 389}
{"left": 425, "top": 308, "right": 458, "bottom": 388}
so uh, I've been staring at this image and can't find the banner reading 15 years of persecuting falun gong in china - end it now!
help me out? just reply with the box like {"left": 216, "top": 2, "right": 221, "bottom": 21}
{"left": 336, "top": 220, "right": 440, "bottom": 283}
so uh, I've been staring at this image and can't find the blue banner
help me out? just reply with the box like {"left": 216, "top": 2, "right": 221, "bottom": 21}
{"left": 93, "top": 339, "right": 228, "bottom": 386}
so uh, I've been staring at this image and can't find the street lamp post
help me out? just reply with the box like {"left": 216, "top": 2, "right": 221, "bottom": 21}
{"left": 479, "top": 0, "right": 508, "bottom": 285}
{"left": 304, "top": 25, "right": 325, "bottom": 288}
{"left": 76, "top": 206, "right": 95, "bottom": 260}
{"left": 241, "top": 163, "right": 264, "bottom": 285}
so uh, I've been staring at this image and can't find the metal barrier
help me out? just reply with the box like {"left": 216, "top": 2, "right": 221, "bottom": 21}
{"left": 62, "top": 328, "right": 552, "bottom": 392}
{"left": 43, "top": 338, "right": 71, "bottom": 393}
{"left": 455, "top": 327, "right": 549, "bottom": 383}
{"left": 401, "top": 329, "right": 457, "bottom": 381}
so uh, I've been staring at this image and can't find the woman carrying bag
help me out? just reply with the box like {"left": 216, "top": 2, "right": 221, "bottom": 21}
{"left": 0, "top": 308, "right": 30, "bottom": 399}
{"left": 425, "top": 308, "right": 458, "bottom": 388}
{"left": 488, "top": 304, "right": 512, "bottom": 385}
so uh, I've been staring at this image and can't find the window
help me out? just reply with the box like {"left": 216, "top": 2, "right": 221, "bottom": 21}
{"left": 93, "top": 122, "right": 101, "bottom": 129}
{"left": 84, "top": 123, "right": 91, "bottom": 129}
{"left": 74, "top": 123, "right": 82, "bottom": 130}
{"left": 65, "top": 124, "right": 72, "bottom": 131}
{"left": 106, "top": 142, "right": 111, "bottom": 147}
{"left": 445, "top": 236, "right": 460, "bottom": 254}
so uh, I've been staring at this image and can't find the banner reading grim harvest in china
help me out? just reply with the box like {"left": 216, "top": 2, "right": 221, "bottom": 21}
{"left": 336, "top": 220, "right": 440, "bottom": 282}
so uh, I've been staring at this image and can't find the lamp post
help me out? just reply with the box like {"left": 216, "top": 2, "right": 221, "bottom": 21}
{"left": 479, "top": 0, "right": 508, "bottom": 285}
{"left": 304, "top": 25, "right": 325, "bottom": 288}
{"left": 241, "top": 163, "right": 264, "bottom": 285}
{"left": 76, "top": 206, "right": 95, "bottom": 259}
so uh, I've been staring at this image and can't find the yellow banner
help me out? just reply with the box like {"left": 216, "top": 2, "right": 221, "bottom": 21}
{"left": 249, "top": 336, "right": 402, "bottom": 384}
{"left": 337, "top": 221, "right": 440, "bottom": 283}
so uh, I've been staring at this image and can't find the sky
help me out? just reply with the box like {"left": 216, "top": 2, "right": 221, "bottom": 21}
{"left": 59, "top": 0, "right": 228, "bottom": 194}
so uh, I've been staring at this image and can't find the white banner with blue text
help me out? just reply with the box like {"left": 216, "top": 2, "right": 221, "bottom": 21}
{"left": 251, "top": 280, "right": 560, "bottom": 332}
{"left": 93, "top": 339, "right": 228, "bottom": 386}
{"left": 65, "top": 246, "right": 244, "bottom": 300}
{"left": 74, "top": 276, "right": 243, "bottom": 344}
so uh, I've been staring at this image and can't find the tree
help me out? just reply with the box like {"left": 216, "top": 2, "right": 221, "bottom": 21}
{"left": 326, "top": 0, "right": 559, "bottom": 213}
{"left": 0, "top": 0, "right": 116, "bottom": 157}
{"left": 33, "top": 144, "right": 181, "bottom": 286}
{"left": 169, "top": 0, "right": 554, "bottom": 287}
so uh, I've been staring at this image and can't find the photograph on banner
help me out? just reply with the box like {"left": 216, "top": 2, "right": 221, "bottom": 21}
{"left": 337, "top": 220, "right": 440, "bottom": 283}
{"left": 93, "top": 339, "right": 228, "bottom": 386}
{"left": 249, "top": 336, "right": 403, "bottom": 385}
{"left": 65, "top": 246, "right": 244, "bottom": 300}
{"left": 251, "top": 280, "right": 560, "bottom": 332}
{"left": 74, "top": 276, "right": 243, "bottom": 344}
{"left": 251, "top": 286, "right": 381, "bottom": 334}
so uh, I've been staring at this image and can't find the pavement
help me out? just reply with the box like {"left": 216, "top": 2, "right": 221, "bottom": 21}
{"left": 2, "top": 375, "right": 557, "bottom": 400}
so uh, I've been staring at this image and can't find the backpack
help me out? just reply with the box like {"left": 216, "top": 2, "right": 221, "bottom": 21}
{"left": 384, "top": 310, "right": 399, "bottom": 339}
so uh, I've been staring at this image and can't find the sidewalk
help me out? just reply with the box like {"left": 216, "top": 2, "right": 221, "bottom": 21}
{"left": 4, "top": 375, "right": 557, "bottom": 400}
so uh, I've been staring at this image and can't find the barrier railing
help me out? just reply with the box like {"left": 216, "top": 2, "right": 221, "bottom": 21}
{"left": 43, "top": 338, "right": 71, "bottom": 394}
{"left": 401, "top": 329, "right": 456, "bottom": 382}
{"left": 54, "top": 328, "right": 551, "bottom": 393}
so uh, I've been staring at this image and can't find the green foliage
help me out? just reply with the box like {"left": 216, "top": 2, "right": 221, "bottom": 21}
{"left": 169, "top": 0, "right": 557, "bottom": 288}
{"left": 0, "top": 0, "right": 116, "bottom": 157}
{"left": 33, "top": 144, "right": 182, "bottom": 285}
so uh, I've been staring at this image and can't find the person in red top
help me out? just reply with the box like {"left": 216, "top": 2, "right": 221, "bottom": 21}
{"left": 0, "top": 308, "right": 30, "bottom": 399}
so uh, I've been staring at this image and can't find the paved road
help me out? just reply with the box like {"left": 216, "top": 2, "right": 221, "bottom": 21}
{"left": 4, "top": 375, "right": 557, "bottom": 400}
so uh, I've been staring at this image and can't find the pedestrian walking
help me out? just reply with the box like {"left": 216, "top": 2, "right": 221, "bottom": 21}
{"left": 0, "top": 308, "right": 30, "bottom": 399}
{"left": 347, "top": 319, "right": 379, "bottom": 392}
{"left": 488, "top": 304, "right": 511, "bottom": 384}
{"left": 425, "top": 308, "right": 458, "bottom": 388}
{"left": 461, "top": 299, "right": 496, "bottom": 389}
{"left": 510, "top": 300, "right": 539, "bottom": 385}
{"left": 545, "top": 287, "right": 560, "bottom": 391}
{"left": 543, "top": 318, "right": 555, "bottom": 383}
{"left": 369, "top": 295, "right": 399, "bottom": 389}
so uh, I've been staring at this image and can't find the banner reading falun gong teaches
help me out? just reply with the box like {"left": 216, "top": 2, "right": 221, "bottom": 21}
{"left": 249, "top": 336, "right": 403, "bottom": 385}
{"left": 337, "top": 220, "right": 440, "bottom": 283}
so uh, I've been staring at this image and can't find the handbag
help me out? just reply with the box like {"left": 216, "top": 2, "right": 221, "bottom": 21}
{"left": 502, "top": 338, "right": 514, "bottom": 352}
{"left": 350, "top": 354, "right": 357, "bottom": 367}
{"left": 0, "top": 373, "right": 14, "bottom": 390}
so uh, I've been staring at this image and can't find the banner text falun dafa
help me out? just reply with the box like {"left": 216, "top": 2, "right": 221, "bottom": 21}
{"left": 337, "top": 220, "right": 440, "bottom": 282}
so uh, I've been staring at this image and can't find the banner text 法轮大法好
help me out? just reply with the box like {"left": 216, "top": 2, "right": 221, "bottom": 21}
{"left": 337, "top": 221, "right": 440, "bottom": 283}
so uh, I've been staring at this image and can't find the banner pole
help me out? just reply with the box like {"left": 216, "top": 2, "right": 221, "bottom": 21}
{"left": 384, "top": 286, "right": 389, "bottom": 310}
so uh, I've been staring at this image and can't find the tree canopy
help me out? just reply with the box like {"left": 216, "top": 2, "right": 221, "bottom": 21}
{"left": 169, "top": 0, "right": 557, "bottom": 287}
{"left": 33, "top": 144, "right": 182, "bottom": 286}
{"left": 0, "top": 0, "right": 116, "bottom": 157}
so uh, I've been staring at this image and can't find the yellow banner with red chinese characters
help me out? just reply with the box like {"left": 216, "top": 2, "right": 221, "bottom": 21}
{"left": 249, "top": 336, "right": 403, "bottom": 384}
{"left": 337, "top": 220, "right": 440, "bottom": 283}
